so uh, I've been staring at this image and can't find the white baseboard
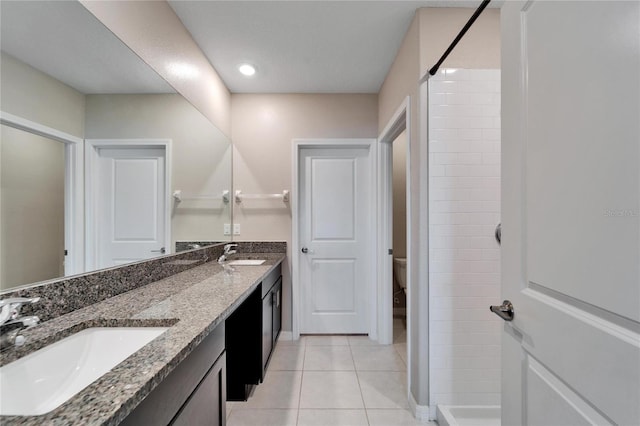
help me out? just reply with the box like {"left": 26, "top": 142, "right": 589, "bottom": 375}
{"left": 409, "top": 392, "right": 435, "bottom": 423}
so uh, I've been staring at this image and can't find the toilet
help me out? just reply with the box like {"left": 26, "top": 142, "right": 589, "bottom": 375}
{"left": 393, "top": 258, "right": 407, "bottom": 294}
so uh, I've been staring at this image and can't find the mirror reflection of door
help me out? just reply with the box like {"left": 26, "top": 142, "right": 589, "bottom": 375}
{"left": 96, "top": 146, "right": 167, "bottom": 268}
{"left": 0, "top": 124, "right": 65, "bottom": 288}
{"left": 0, "top": 1, "right": 233, "bottom": 293}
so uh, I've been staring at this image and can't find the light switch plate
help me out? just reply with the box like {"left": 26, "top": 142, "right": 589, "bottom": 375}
{"left": 233, "top": 223, "right": 241, "bottom": 235}
{"left": 223, "top": 224, "right": 231, "bottom": 236}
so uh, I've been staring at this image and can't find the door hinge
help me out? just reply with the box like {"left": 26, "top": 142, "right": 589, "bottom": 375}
{"left": 64, "top": 249, "right": 68, "bottom": 256}
{"left": 388, "top": 249, "right": 393, "bottom": 255}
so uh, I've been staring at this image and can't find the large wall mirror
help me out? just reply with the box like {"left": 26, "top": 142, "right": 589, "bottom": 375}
{"left": 0, "top": 1, "right": 232, "bottom": 292}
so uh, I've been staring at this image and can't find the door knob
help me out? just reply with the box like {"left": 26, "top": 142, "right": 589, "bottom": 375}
{"left": 151, "top": 247, "right": 166, "bottom": 254}
{"left": 301, "top": 247, "right": 309, "bottom": 254}
{"left": 490, "top": 300, "right": 514, "bottom": 321}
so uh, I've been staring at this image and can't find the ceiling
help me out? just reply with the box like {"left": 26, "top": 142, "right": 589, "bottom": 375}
{"left": 0, "top": 1, "right": 174, "bottom": 94}
{"left": 169, "top": 0, "right": 500, "bottom": 94}
{"left": 0, "top": 1, "right": 498, "bottom": 96}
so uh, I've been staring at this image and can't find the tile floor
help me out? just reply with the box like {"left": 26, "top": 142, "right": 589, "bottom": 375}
{"left": 226, "top": 318, "right": 435, "bottom": 426}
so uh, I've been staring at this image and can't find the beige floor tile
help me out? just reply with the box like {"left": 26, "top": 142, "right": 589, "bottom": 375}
{"left": 367, "top": 409, "right": 434, "bottom": 425}
{"left": 226, "top": 401, "right": 235, "bottom": 420}
{"left": 348, "top": 335, "right": 378, "bottom": 346}
{"left": 393, "top": 330, "right": 407, "bottom": 344}
{"left": 268, "top": 345, "right": 305, "bottom": 371}
{"left": 394, "top": 342, "right": 408, "bottom": 365}
{"left": 227, "top": 409, "right": 298, "bottom": 426}
{"left": 304, "top": 346, "right": 354, "bottom": 371}
{"left": 303, "top": 335, "right": 350, "bottom": 346}
{"left": 351, "top": 346, "right": 406, "bottom": 371}
{"left": 297, "top": 409, "right": 369, "bottom": 426}
{"left": 299, "top": 371, "right": 364, "bottom": 409}
{"left": 358, "top": 371, "right": 409, "bottom": 409}
{"left": 393, "top": 317, "right": 406, "bottom": 330}
{"left": 243, "top": 371, "right": 302, "bottom": 409}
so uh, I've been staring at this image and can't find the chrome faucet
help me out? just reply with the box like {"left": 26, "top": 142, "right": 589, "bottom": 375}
{"left": 218, "top": 243, "right": 239, "bottom": 263}
{"left": 0, "top": 297, "right": 40, "bottom": 350}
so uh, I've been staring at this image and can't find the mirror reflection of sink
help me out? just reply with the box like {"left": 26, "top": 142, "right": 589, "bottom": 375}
{"left": 227, "top": 259, "right": 266, "bottom": 266}
{"left": 0, "top": 327, "right": 168, "bottom": 416}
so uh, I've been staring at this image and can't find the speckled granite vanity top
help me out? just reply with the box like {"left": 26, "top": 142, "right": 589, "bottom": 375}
{"left": 0, "top": 254, "right": 285, "bottom": 426}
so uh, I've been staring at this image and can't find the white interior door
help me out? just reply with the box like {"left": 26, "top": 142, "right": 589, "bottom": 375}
{"left": 97, "top": 147, "right": 167, "bottom": 268}
{"left": 501, "top": 1, "right": 639, "bottom": 425}
{"left": 299, "top": 145, "right": 373, "bottom": 334}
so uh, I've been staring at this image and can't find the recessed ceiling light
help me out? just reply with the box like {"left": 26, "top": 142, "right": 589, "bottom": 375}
{"left": 238, "top": 63, "right": 256, "bottom": 77}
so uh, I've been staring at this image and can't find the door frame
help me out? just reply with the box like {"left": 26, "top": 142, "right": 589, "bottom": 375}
{"left": 85, "top": 139, "right": 172, "bottom": 270}
{"left": 291, "top": 138, "right": 377, "bottom": 340}
{"left": 377, "top": 97, "right": 411, "bottom": 346}
{"left": 0, "top": 111, "right": 84, "bottom": 276}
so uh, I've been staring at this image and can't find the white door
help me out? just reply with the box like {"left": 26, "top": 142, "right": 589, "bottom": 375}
{"left": 97, "top": 147, "right": 167, "bottom": 268}
{"left": 299, "top": 145, "right": 373, "bottom": 334}
{"left": 501, "top": 2, "right": 639, "bottom": 425}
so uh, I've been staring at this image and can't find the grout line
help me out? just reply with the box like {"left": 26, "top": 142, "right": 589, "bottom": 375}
{"left": 350, "top": 337, "right": 372, "bottom": 424}
{"left": 350, "top": 344, "right": 371, "bottom": 425}
{"left": 295, "top": 342, "right": 306, "bottom": 426}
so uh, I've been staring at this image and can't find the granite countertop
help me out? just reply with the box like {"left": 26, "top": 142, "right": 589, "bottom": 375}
{"left": 0, "top": 253, "right": 285, "bottom": 426}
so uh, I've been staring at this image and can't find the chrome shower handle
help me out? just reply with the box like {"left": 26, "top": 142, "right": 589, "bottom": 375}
{"left": 490, "top": 300, "right": 514, "bottom": 321}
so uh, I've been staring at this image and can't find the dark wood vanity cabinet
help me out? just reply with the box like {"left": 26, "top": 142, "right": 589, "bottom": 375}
{"left": 226, "top": 264, "right": 282, "bottom": 400}
{"left": 225, "top": 286, "right": 262, "bottom": 400}
{"left": 261, "top": 273, "right": 282, "bottom": 380}
{"left": 121, "top": 324, "right": 226, "bottom": 426}
{"left": 171, "top": 352, "right": 226, "bottom": 426}
{"left": 272, "top": 278, "right": 282, "bottom": 346}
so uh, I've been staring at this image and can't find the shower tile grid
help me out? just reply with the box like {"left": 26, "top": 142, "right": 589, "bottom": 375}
{"left": 427, "top": 68, "right": 502, "bottom": 407}
{"left": 227, "top": 333, "right": 434, "bottom": 426}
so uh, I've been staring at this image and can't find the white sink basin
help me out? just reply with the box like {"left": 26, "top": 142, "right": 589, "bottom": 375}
{"left": 228, "top": 259, "right": 266, "bottom": 266}
{"left": 0, "top": 327, "right": 168, "bottom": 416}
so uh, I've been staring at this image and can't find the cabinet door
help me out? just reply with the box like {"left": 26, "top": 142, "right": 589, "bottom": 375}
{"left": 171, "top": 352, "right": 226, "bottom": 426}
{"left": 262, "top": 292, "right": 273, "bottom": 377}
{"left": 121, "top": 325, "right": 225, "bottom": 425}
{"left": 272, "top": 277, "right": 282, "bottom": 346}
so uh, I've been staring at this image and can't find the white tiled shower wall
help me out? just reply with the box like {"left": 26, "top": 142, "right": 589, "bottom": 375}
{"left": 428, "top": 69, "right": 501, "bottom": 406}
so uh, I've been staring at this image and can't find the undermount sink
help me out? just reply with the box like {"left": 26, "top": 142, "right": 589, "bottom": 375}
{"left": 0, "top": 327, "right": 168, "bottom": 416}
{"left": 228, "top": 259, "right": 266, "bottom": 266}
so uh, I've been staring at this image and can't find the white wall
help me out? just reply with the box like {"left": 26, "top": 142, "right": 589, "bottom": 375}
{"left": 1, "top": 126, "right": 65, "bottom": 289}
{"left": 0, "top": 52, "right": 85, "bottom": 137}
{"left": 379, "top": 8, "right": 501, "bottom": 412}
{"left": 419, "top": 8, "right": 501, "bottom": 77}
{"left": 231, "top": 93, "right": 379, "bottom": 332}
{"left": 428, "top": 69, "right": 501, "bottom": 406}
{"left": 378, "top": 12, "right": 430, "bottom": 406}
{"left": 85, "top": 94, "right": 232, "bottom": 249}
{"left": 80, "top": 0, "right": 231, "bottom": 138}
{"left": 0, "top": 52, "right": 85, "bottom": 291}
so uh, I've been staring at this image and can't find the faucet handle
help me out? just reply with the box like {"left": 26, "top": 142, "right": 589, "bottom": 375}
{"left": 224, "top": 243, "right": 239, "bottom": 253}
{"left": 0, "top": 297, "right": 40, "bottom": 325}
